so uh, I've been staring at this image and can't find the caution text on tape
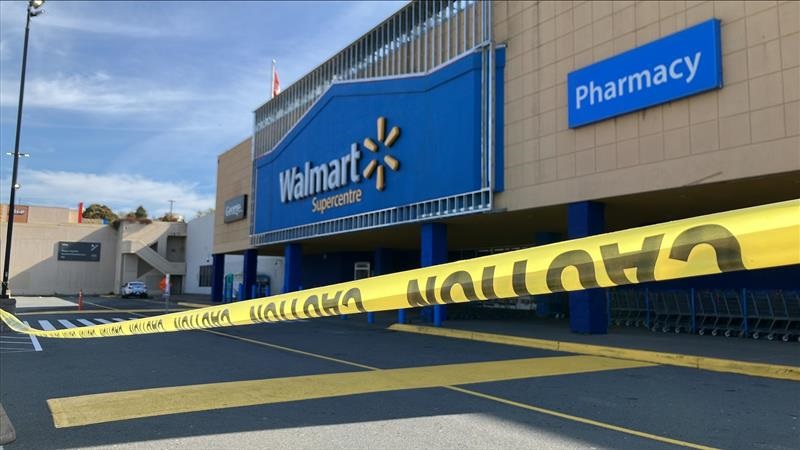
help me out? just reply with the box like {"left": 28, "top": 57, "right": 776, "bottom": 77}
{"left": 1, "top": 199, "right": 797, "bottom": 338}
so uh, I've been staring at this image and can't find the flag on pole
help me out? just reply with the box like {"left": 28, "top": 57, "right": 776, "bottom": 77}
{"left": 271, "top": 60, "right": 280, "bottom": 99}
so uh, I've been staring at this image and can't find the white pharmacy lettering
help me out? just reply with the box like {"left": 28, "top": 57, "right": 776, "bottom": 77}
{"left": 575, "top": 52, "right": 702, "bottom": 110}
{"left": 279, "top": 144, "right": 362, "bottom": 203}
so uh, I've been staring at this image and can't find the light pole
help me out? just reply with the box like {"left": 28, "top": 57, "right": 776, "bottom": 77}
{"left": 1, "top": 0, "right": 45, "bottom": 299}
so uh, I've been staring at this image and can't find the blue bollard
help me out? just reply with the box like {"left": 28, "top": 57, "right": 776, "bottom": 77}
{"left": 433, "top": 305, "right": 443, "bottom": 327}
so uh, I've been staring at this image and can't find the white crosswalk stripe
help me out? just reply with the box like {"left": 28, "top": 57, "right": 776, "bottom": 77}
{"left": 4, "top": 317, "right": 128, "bottom": 353}
{"left": 22, "top": 321, "right": 43, "bottom": 351}
{"left": 58, "top": 319, "right": 78, "bottom": 329}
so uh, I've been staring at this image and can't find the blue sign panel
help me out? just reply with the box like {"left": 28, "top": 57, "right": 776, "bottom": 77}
{"left": 568, "top": 19, "right": 722, "bottom": 128}
{"left": 254, "top": 51, "right": 485, "bottom": 234}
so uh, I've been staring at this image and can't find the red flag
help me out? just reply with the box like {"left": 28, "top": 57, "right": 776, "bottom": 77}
{"left": 272, "top": 60, "right": 280, "bottom": 99}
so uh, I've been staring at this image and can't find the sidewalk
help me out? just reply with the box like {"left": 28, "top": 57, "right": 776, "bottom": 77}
{"left": 12, "top": 296, "right": 77, "bottom": 310}
{"left": 329, "top": 311, "right": 800, "bottom": 378}
{"left": 437, "top": 318, "right": 800, "bottom": 367}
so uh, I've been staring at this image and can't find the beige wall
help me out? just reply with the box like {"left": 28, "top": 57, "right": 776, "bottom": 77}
{"left": 0, "top": 209, "right": 189, "bottom": 295}
{"left": 114, "top": 221, "right": 188, "bottom": 294}
{"left": 213, "top": 137, "right": 253, "bottom": 254}
{"left": 0, "top": 223, "right": 118, "bottom": 295}
{"left": 1, "top": 204, "right": 78, "bottom": 224}
{"left": 494, "top": 0, "right": 800, "bottom": 212}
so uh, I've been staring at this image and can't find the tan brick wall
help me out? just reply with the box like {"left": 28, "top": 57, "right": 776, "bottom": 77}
{"left": 213, "top": 137, "right": 253, "bottom": 254}
{"left": 495, "top": 0, "right": 800, "bottom": 211}
{"left": 0, "top": 222, "right": 118, "bottom": 295}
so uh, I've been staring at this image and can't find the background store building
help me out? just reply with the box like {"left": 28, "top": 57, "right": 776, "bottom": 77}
{"left": 1, "top": 204, "right": 188, "bottom": 296}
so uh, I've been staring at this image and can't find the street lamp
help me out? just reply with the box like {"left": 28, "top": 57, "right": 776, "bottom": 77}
{"left": 2, "top": 0, "right": 45, "bottom": 299}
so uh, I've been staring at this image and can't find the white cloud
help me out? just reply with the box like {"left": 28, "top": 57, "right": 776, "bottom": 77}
{"left": 0, "top": 1, "right": 191, "bottom": 39}
{"left": 41, "top": 15, "right": 170, "bottom": 39}
{"left": 0, "top": 72, "right": 201, "bottom": 114}
{"left": 10, "top": 170, "right": 214, "bottom": 218}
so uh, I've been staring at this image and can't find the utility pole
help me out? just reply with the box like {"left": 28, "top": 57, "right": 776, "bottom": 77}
{"left": 2, "top": 0, "right": 46, "bottom": 299}
{"left": 168, "top": 200, "right": 175, "bottom": 217}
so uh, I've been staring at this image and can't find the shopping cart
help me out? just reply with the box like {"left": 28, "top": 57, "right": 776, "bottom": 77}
{"left": 782, "top": 291, "right": 800, "bottom": 343}
{"left": 609, "top": 290, "right": 625, "bottom": 326}
{"left": 716, "top": 290, "right": 745, "bottom": 337}
{"left": 696, "top": 290, "right": 719, "bottom": 335}
{"left": 633, "top": 290, "right": 650, "bottom": 328}
{"left": 747, "top": 290, "right": 775, "bottom": 340}
{"left": 768, "top": 290, "right": 792, "bottom": 342}
{"left": 658, "top": 291, "right": 692, "bottom": 334}
{"left": 651, "top": 291, "right": 690, "bottom": 333}
{"left": 651, "top": 291, "right": 668, "bottom": 332}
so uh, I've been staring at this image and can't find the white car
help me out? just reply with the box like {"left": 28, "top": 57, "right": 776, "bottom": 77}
{"left": 121, "top": 281, "right": 148, "bottom": 298}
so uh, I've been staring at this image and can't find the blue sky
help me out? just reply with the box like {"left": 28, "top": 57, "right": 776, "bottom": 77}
{"left": 0, "top": 0, "right": 406, "bottom": 219}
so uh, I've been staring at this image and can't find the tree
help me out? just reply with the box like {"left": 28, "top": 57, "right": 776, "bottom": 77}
{"left": 157, "top": 213, "right": 181, "bottom": 222}
{"left": 194, "top": 208, "right": 215, "bottom": 218}
{"left": 82, "top": 203, "right": 118, "bottom": 221}
{"left": 134, "top": 205, "right": 148, "bottom": 219}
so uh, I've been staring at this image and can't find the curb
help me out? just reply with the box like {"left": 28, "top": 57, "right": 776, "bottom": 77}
{"left": 388, "top": 324, "right": 800, "bottom": 382}
{"left": 0, "top": 402, "right": 16, "bottom": 445}
{"left": 176, "top": 302, "right": 213, "bottom": 309}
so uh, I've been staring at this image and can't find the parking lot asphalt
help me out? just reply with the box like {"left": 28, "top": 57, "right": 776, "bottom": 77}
{"left": 1, "top": 296, "right": 798, "bottom": 449}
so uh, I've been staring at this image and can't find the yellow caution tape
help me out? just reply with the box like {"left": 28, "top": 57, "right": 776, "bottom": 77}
{"left": 2, "top": 199, "right": 798, "bottom": 339}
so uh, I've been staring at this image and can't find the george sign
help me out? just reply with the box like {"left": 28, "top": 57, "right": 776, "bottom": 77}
{"left": 223, "top": 195, "right": 247, "bottom": 223}
{"left": 255, "top": 51, "right": 486, "bottom": 234}
{"left": 57, "top": 242, "right": 101, "bottom": 262}
{"left": 13, "top": 205, "right": 29, "bottom": 223}
{"left": 568, "top": 19, "right": 722, "bottom": 128}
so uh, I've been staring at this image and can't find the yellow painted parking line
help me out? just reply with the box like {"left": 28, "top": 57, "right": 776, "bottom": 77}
{"left": 47, "top": 355, "right": 651, "bottom": 428}
{"left": 389, "top": 324, "right": 800, "bottom": 382}
{"left": 69, "top": 303, "right": 717, "bottom": 448}
{"left": 443, "top": 386, "right": 718, "bottom": 450}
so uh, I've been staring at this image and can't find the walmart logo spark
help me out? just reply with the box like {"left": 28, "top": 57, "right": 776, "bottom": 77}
{"left": 362, "top": 116, "right": 401, "bottom": 191}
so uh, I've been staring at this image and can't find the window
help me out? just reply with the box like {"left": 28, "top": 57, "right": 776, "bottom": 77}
{"left": 198, "top": 265, "right": 213, "bottom": 287}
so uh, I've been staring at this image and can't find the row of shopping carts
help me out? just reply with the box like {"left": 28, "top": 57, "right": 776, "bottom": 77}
{"left": 608, "top": 289, "right": 800, "bottom": 342}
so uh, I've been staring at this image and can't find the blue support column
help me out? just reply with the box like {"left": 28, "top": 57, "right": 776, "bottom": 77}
{"left": 567, "top": 201, "right": 607, "bottom": 334}
{"left": 211, "top": 253, "right": 225, "bottom": 303}
{"left": 242, "top": 249, "right": 258, "bottom": 300}
{"left": 424, "top": 223, "right": 448, "bottom": 327}
{"left": 283, "top": 243, "right": 302, "bottom": 293}
{"left": 369, "top": 248, "right": 391, "bottom": 324}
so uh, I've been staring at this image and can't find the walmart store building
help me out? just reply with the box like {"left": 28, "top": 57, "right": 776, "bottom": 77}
{"left": 213, "top": 0, "right": 799, "bottom": 334}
